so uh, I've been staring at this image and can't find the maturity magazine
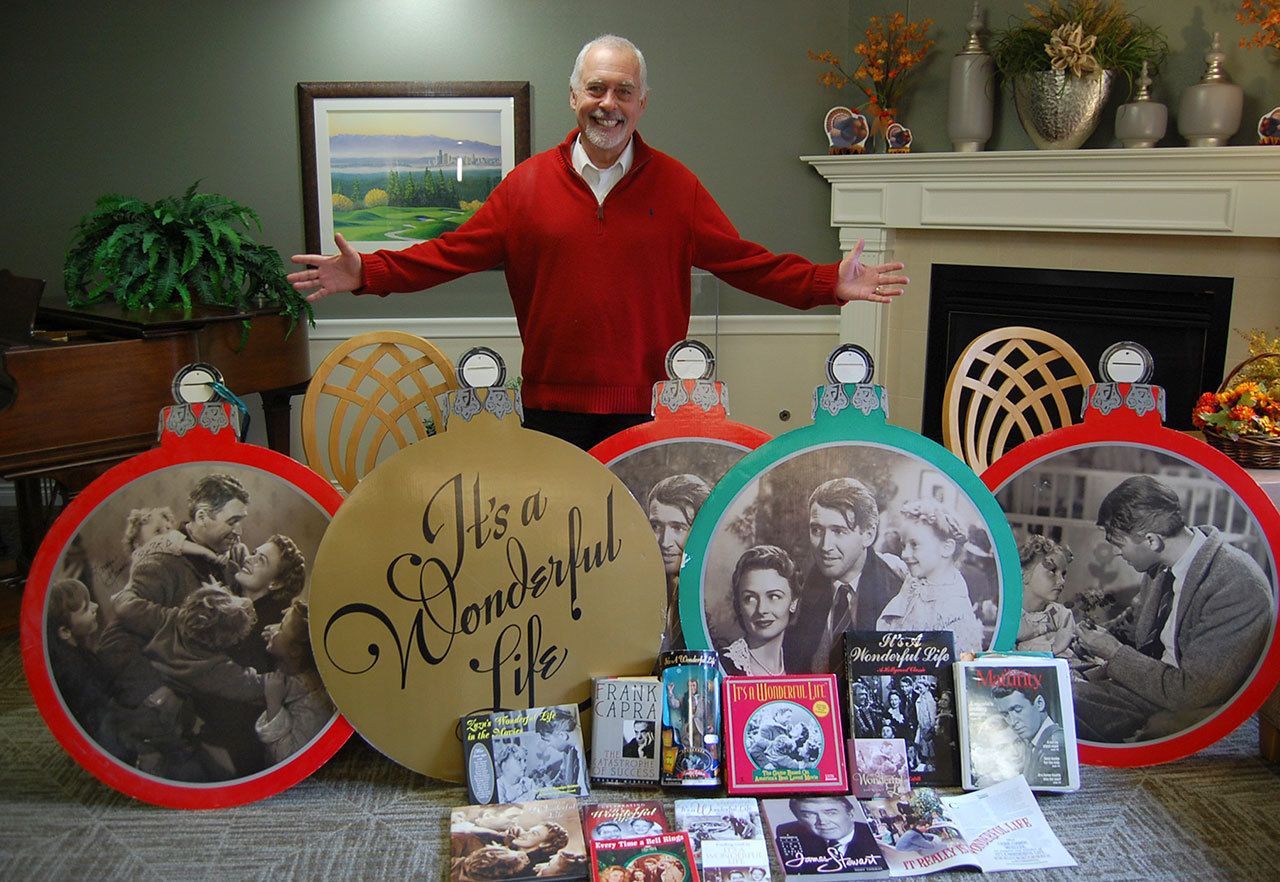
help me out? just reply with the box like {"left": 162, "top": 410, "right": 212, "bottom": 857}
{"left": 843, "top": 630, "right": 960, "bottom": 787}
{"left": 954, "top": 657, "right": 1080, "bottom": 792}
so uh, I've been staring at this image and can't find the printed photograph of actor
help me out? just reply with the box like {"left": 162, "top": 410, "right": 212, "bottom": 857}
{"left": 960, "top": 663, "right": 1073, "bottom": 791}
{"left": 607, "top": 439, "right": 751, "bottom": 653}
{"left": 769, "top": 795, "right": 885, "bottom": 869}
{"left": 995, "top": 446, "right": 1277, "bottom": 744}
{"left": 695, "top": 446, "right": 1002, "bottom": 674}
{"left": 41, "top": 463, "right": 334, "bottom": 783}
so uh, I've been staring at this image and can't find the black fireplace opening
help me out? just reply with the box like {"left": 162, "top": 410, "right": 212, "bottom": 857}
{"left": 920, "top": 264, "right": 1233, "bottom": 444}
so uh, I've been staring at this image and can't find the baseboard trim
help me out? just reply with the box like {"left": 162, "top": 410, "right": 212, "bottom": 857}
{"left": 311, "top": 313, "right": 840, "bottom": 342}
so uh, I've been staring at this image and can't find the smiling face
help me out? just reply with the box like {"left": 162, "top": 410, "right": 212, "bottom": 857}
{"left": 809, "top": 503, "right": 874, "bottom": 582}
{"left": 190, "top": 498, "right": 248, "bottom": 554}
{"left": 649, "top": 500, "right": 693, "bottom": 576}
{"left": 235, "top": 540, "right": 283, "bottom": 596}
{"left": 793, "top": 799, "right": 857, "bottom": 841}
{"left": 569, "top": 43, "right": 647, "bottom": 165}
{"left": 1023, "top": 550, "right": 1069, "bottom": 611}
{"left": 736, "top": 566, "right": 796, "bottom": 643}
{"left": 900, "top": 520, "right": 954, "bottom": 581}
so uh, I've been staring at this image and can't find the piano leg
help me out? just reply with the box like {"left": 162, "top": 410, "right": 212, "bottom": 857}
{"left": 260, "top": 381, "right": 309, "bottom": 458}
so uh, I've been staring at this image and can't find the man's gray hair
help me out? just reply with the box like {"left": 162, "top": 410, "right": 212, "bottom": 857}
{"left": 570, "top": 34, "right": 649, "bottom": 97}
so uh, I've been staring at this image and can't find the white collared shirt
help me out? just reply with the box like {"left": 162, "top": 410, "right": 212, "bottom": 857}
{"left": 571, "top": 135, "right": 633, "bottom": 204}
{"left": 1162, "top": 528, "right": 1209, "bottom": 668}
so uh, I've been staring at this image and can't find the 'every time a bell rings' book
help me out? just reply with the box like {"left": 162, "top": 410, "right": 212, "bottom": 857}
{"left": 590, "top": 676, "right": 662, "bottom": 786}
{"left": 722, "top": 674, "right": 848, "bottom": 795}
{"left": 954, "top": 657, "right": 1080, "bottom": 793}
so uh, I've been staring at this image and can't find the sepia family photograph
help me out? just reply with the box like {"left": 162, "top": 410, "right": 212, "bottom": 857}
{"left": 996, "top": 444, "right": 1278, "bottom": 745}
{"left": 694, "top": 444, "right": 1005, "bottom": 676}
{"left": 41, "top": 462, "right": 335, "bottom": 783}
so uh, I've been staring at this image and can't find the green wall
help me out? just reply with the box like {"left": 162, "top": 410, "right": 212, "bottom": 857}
{"left": 5, "top": 1, "right": 1275, "bottom": 322}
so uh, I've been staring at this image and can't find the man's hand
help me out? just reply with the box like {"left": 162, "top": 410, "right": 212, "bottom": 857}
{"left": 834, "top": 239, "right": 908, "bottom": 305}
{"left": 1076, "top": 623, "right": 1123, "bottom": 661}
{"left": 288, "top": 233, "right": 364, "bottom": 302}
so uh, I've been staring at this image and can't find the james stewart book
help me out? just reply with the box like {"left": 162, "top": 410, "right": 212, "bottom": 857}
{"left": 954, "top": 657, "right": 1080, "bottom": 793}
{"left": 659, "top": 650, "right": 722, "bottom": 786}
{"left": 761, "top": 796, "right": 890, "bottom": 880}
{"left": 843, "top": 630, "right": 960, "bottom": 787}
{"left": 590, "top": 832, "right": 701, "bottom": 882}
{"left": 590, "top": 676, "right": 662, "bottom": 786}
{"left": 463, "top": 704, "right": 590, "bottom": 805}
{"left": 848, "top": 738, "right": 910, "bottom": 799}
{"left": 451, "top": 796, "right": 589, "bottom": 882}
{"left": 582, "top": 800, "right": 668, "bottom": 842}
{"left": 722, "top": 674, "right": 848, "bottom": 795}
{"left": 673, "top": 796, "right": 763, "bottom": 866}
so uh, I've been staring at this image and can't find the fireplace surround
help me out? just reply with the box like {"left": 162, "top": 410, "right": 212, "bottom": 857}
{"left": 804, "top": 147, "right": 1280, "bottom": 433}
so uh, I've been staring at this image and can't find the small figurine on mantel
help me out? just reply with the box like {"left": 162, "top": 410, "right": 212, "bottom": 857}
{"left": 1259, "top": 106, "right": 1280, "bottom": 145}
{"left": 886, "top": 122, "right": 913, "bottom": 153}
{"left": 824, "top": 106, "right": 869, "bottom": 154}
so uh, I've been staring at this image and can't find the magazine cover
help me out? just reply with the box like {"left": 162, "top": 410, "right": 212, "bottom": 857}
{"left": 844, "top": 630, "right": 960, "bottom": 787}
{"left": 659, "top": 650, "right": 722, "bottom": 786}
{"left": 955, "top": 657, "right": 1080, "bottom": 792}
{"left": 583, "top": 801, "right": 668, "bottom": 842}
{"left": 848, "top": 738, "right": 910, "bottom": 799}
{"left": 673, "top": 796, "right": 764, "bottom": 865}
{"left": 591, "top": 676, "right": 662, "bottom": 785}
{"left": 451, "top": 796, "right": 590, "bottom": 881}
{"left": 722, "top": 674, "right": 848, "bottom": 795}
{"left": 465, "top": 704, "right": 590, "bottom": 804}
{"left": 859, "top": 777, "right": 1076, "bottom": 876}
{"left": 590, "top": 832, "right": 701, "bottom": 882}
{"left": 701, "top": 839, "right": 771, "bottom": 882}
{"left": 761, "top": 795, "right": 890, "bottom": 879}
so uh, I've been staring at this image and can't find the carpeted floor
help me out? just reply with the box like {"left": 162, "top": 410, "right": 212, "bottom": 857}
{"left": 1, "top": 628, "right": 1277, "bottom": 882}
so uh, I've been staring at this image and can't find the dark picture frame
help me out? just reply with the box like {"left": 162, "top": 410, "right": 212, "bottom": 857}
{"left": 297, "top": 81, "right": 531, "bottom": 255}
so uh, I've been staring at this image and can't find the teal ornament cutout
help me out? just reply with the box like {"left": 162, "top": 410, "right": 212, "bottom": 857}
{"left": 679, "top": 383, "right": 1022, "bottom": 665}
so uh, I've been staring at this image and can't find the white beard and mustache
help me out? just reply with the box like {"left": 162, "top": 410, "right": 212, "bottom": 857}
{"left": 582, "top": 110, "right": 629, "bottom": 151}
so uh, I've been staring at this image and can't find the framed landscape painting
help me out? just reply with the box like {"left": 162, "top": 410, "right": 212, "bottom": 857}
{"left": 297, "top": 81, "right": 531, "bottom": 255}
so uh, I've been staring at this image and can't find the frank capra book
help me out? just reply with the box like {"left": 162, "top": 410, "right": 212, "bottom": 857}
{"left": 463, "top": 704, "right": 590, "bottom": 805}
{"left": 722, "top": 674, "right": 848, "bottom": 795}
{"left": 582, "top": 800, "right": 668, "bottom": 842}
{"left": 843, "top": 630, "right": 960, "bottom": 787}
{"left": 659, "top": 650, "right": 722, "bottom": 786}
{"left": 590, "top": 832, "right": 701, "bottom": 882}
{"left": 590, "top": 675, "right": 661, "bottom": 785}
{"left": 954, "top": 657, "right": 1080, "bottom": 792}
{"left": 451, "top": 796, "right": 589, "bottom": 881}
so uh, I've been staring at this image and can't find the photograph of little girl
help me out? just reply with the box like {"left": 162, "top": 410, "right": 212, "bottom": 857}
{"left": 41, "top": 461, "right": 336, "bottom": 784}
{"left": 694, "top": 444, "right": 1006, "bottom": 677}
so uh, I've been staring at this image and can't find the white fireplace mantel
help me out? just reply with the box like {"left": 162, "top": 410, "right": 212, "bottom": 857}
{"left": 803, "top": 146, "right": 1280, "bottom": 365}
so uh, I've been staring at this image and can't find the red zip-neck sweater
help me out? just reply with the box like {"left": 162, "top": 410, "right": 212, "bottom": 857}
{"left": 358, "top": 130, "right": 841, "bottom": 414}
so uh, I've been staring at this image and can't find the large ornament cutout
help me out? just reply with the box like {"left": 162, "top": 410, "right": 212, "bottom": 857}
{"left": 983, "top": 344, "right": 1280, "bottom": 766}
{"left": 21, "top": 369, "right": 350, "bottom": 808}
{"left": 309, "top": 350, "right": 666, "bottom": 781}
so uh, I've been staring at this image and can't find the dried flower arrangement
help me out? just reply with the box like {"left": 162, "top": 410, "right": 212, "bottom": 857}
{"left": 1237, "top": 0, "right": 1280, "bottom": 50}
{"left": 809, "top": 12, "right": 935, "bottom": 133}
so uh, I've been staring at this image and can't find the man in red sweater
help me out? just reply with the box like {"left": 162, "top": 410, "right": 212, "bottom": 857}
{"left": 290, "top": 34, "right": 908, "bottom": 449}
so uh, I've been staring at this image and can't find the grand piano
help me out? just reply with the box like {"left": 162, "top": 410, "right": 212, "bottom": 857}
{"left": 0, "top": 270, "right": 312, "bottom": 574}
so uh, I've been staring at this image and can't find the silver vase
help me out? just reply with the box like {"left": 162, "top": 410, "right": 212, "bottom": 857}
{"left": 1013, "top": 69, "right": 1115, "bottom": 149}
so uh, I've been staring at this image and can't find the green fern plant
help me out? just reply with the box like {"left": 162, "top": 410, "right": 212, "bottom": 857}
{"left": 64, "top": 182, "right": 313, "bottom": 332}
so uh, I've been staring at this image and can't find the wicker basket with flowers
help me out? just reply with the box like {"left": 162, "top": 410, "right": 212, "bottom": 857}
{"left": 1193, "top": 352, "right": 1280, "bottom": 468}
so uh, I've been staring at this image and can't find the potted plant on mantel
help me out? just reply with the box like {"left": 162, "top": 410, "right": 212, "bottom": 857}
{"left": 63, "top": 182, "right": 314, "bottom": 337}
{"left": 992, "top": 0, "right": 1168, "bottom": 149}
